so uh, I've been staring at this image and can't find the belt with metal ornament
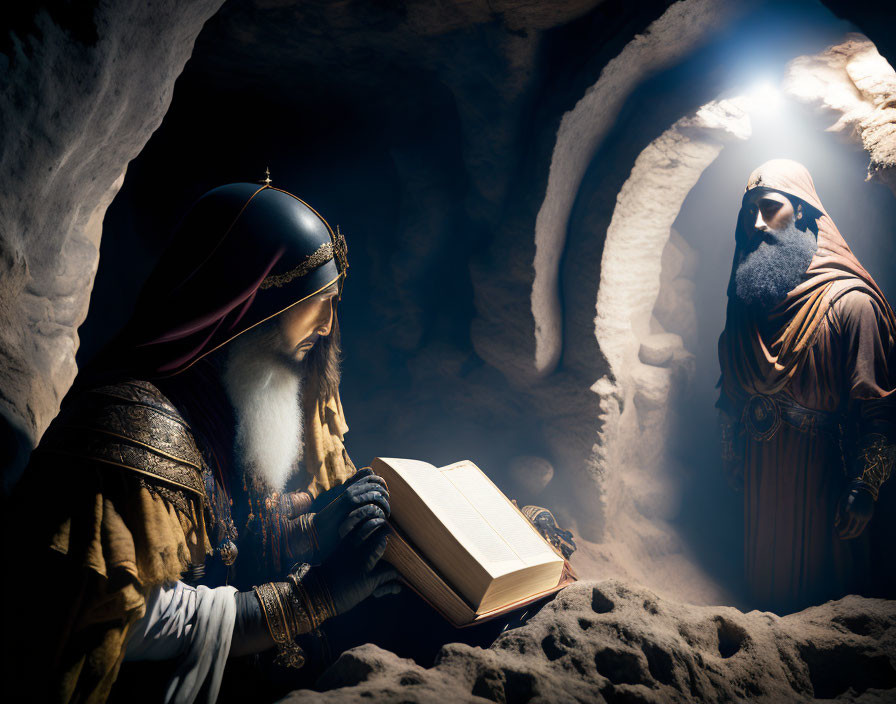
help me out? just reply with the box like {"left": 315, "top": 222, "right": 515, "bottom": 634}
{"left": 740, "top": 393, "right": 840, "bottom": 442}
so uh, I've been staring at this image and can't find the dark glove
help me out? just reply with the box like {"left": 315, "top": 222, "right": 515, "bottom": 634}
{"left": 521, "top": 505, "right": 577, "bottom": 559}
{"left": 287, "top": 468, "right": 390, "bottom": 563}
{"left": 835, "top": 482, "right": 875, "bottom": 540}
{"left": 316, "top": 526, "right": 401, "bottom": 616}
{"left": 238, "top": 525, "right": 401, "bottom": 668}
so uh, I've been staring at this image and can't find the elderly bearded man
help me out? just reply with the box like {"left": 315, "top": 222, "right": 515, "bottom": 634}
{"left": 4, "top": 182, "right": 402, "bottom": 703}
{"left": 717, "top": 159, "right": 896, "bottom": 614}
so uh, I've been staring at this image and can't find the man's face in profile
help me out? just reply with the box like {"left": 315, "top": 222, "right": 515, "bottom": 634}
{"left": 221, "top": 280, "right": 340, "bottom": 489}
{"left": 276, "top": 282, "right": 339, "bottom": 365}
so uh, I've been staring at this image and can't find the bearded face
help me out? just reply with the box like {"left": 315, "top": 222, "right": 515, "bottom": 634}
{"left": 221, "top": 320, "right": 304, "bottom": 493}
{"left": 218, "top": 304, "right": 342, "bottom": 493}
{"left": 732, "top": 193, "right": 818, "bottom": 310}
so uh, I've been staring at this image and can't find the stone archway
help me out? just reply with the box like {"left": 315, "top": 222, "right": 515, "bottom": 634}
{"left": 543, "top": 34, "right": 896, "bottom": 601}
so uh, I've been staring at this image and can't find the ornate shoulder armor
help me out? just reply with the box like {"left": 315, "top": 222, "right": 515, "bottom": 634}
{"left": 38, "top": 379, "right": 207, "bottom": 505}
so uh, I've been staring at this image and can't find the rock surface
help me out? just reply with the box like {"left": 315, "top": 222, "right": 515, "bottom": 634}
{"left": 571, "top": 97, "right": 749, "bottom": 581}
{"left": 0, "top": 0, "right": 225, "bottom": 487}
{"left": 509, "top": 455, "right": 556, "bottom": 498}
{"left": 283, "top": 580, "right": 896, "bottom": 703}
{"left": 528, "top": 0, "right": 745, "bottom": 378}
{"left": 785, "top": 35, "right": 896, "bottom": 195}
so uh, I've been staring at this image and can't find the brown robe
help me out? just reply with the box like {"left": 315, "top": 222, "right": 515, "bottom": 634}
{"left": 718, "top": 160, "right": 896, "bottom": 614}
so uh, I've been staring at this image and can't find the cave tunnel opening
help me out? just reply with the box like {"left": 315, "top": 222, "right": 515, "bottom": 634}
{"left": 57, "top": 0, "right": 896, "bottom": 608}
{"left": 564, "top": 0, "right": 895, "bottom": 604}
{"left": 4, "top": 1, "right": 896, "bottom": 701}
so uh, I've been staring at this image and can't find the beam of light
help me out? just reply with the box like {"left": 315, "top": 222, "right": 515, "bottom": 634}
{"left": 746, "top": 80, "right": 784, "bottom": 116}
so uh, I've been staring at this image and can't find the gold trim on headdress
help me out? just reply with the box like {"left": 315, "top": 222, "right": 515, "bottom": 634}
{"left": 167, "top": 275, "right": 341, "bottom": 377}
{"left": 259, "top": 242, "right": 334, "bottom": 290}
{"left": 266, "top": 186, "right": 350, "bottom": 279}
{"left": 333, "top": 225, "right": 349, "bottom": 278}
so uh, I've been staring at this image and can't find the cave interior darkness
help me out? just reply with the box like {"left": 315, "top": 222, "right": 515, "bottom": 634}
{"left": 61, "top": 0, "right": 896, "bottom": 609}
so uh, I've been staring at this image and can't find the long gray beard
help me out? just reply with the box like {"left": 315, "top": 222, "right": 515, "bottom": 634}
{"left": 221, "top": 324, "right": 304, "bottom": 493}
{"left": 733, "top": 220, "right": 817, "bottom": 309}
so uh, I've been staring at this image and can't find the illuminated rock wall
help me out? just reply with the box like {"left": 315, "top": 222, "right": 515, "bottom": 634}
{"left": 0, "top": 0, "right": 225, "bottom": 486}
{"left": 786, "top": 35, "right": 896, "bottom": 195}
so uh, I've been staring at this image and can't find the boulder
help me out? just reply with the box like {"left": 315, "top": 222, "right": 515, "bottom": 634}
{"left": 283, "top": 580, "right": 896, "bottom": 703}
{"left": 509, "top": 455, "right": 556, "bottom": 498}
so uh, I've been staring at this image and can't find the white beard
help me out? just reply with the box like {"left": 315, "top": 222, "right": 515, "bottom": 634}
{"left": 221, "top": 325, "right": 303, "bottom": 493}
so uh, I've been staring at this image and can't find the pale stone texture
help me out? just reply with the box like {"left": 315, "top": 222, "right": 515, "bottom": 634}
{"left": 283, "top": 580, "right": 896, "bottom": 703}
{"left": 558, "top": 98, "right": 751, "bottom": 582}
{"left": 470, "top": 1, "right": 755, "bottom": 547}
{"left": 785, "top": 35, "right": 896, "bottom": 195}
{"left": 528, "top": 0, "right": 747, "bottom": 378}
{"left": 508, "top": 455, "right": 555, "bottom": 499}
{"left": 0, "top": 0, "right": 225, "bottom": 487}
{"left": 651, "top": 230, "right": 699, "bottom": 352}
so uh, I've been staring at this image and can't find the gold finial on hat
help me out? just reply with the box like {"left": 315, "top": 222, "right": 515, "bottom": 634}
{"left": 263, "top": 167, "right": 272, "bottom": 186}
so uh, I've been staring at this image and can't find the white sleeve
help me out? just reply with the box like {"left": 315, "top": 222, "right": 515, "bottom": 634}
{"left": 125, "top": 581, "right": 238, "bottom": 704}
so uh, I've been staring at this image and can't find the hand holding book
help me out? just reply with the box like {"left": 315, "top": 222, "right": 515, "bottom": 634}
{"left": 316, "top": 528, "right": 402, "bottom": 614}
{"left": 284, "top": 467, "right": 391, "bottom": 564}
{"left": 518, "top": 504, "right": 577, "bottom": 559}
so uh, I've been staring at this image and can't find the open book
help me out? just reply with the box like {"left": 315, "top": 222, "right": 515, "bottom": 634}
{"left": 373, "top": 457, "right": 572, "bottom": 627}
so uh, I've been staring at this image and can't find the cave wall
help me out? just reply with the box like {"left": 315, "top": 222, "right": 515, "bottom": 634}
{"left": 2, "top": 0, "right": 895, "bottom": 607}
{"left": 785, "top": 35, "right": 896, "bottom": 193}
{"left": 0, "top": 0, "right": 226, "bottom": 488}
{"left": 578, "top": 33, "right": 896, "bottom": 599}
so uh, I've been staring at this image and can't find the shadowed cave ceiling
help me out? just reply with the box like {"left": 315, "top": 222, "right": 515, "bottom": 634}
{"left": 2, "top": 0, "right": 895, "bottom": 610}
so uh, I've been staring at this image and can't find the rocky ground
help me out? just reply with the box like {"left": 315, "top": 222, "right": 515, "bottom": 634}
{"left": 283, "top": 580, "right": 896, "bottom": 703}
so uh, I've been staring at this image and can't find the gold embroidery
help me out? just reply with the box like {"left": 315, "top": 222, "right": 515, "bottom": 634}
{"left": 856, "top": 434, "right": 896, "bottom": 501}
{"left": 259, "top": 243, "right": 334, "bottom": 290}
{"left": 39, "top": 381, "right": 206, "bottom": 499}
{"left": 333, "top": 225, "right": 349, "bottom": 277}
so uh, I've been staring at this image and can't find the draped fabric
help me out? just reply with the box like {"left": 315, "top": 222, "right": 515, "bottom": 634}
{"left": 125, "top": 582, "right": 238, "bottom": 704}
{"left": 718, "top": 159, "right": 896, "bottom": 613}
{"left": 4, "top": 454, "right": 210, "bottom": 703}
{"left": 302, "top": 367, "right": 356, "bottom": 497}
{"left": 738, "top": 290, "right": 896, "bottom": 611}
{"left": 719, "top": 159, "right": 896, "bottom": 400}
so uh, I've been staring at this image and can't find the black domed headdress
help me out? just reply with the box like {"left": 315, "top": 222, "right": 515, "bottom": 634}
{"left": 92, "top": 182, "right": 356, "bottom": 496}
{"left": 120, "top": 183, "right": 348, "bottom": 377}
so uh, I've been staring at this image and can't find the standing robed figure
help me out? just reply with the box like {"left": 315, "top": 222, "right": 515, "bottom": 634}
{"left": 718, "top": 159, "right": 895, "bottom": 613}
